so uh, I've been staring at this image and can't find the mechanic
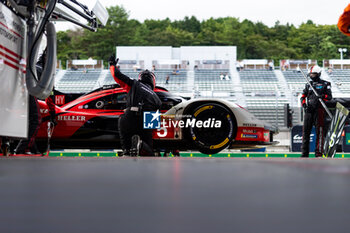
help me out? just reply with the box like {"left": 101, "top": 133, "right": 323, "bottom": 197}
{"left": 109, "top": 55, "right": 162, "bottom": 156}
{"left": 45, "top": 90, "right": 57, "bottom": 126}
{"left": 300, "top": 65, "right": 332, "bottom": 158}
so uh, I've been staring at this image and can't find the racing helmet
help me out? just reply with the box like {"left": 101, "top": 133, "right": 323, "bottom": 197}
{"left": 139, "top": 69, "right": 156, "bottom": 90}
{"left": 308, "top": 65, "right": 322, "bottom": 81}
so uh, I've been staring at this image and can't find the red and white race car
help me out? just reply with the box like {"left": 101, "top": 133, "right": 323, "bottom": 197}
{"left": 36, "top": 85, "right": 277, "bottom": 154}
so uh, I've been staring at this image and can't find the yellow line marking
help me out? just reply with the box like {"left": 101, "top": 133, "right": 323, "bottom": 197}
{"left": 209, "top": 154, "right": 212, "bottom": 157}
{"left": 116, "top": 153, "right": 118, "bottom": 157}
{"left": 228, "top": 154, "right": 231, "bottom": 157}
{"left": 190, "top": 153, "right": 193, "bottom": 157}
{"left": 97, "top": 153, "right": 100, "bottom": 157}
{"left": 342, "top": 154, "right": 345, "bottom": 158}
{"left": 265, "top": 154, "right": 268, "bottom": 158}
{"left": 247, "top": 154, "right": 249, "bottom": 158}
{"left": 60, "top": 153, "right": 63, "bottom": 157}
{"left": 284, "top": 154, "right": 287, "bottom": 158}
{"left": 78, "top": 153, "right": 81, "bottom": 157}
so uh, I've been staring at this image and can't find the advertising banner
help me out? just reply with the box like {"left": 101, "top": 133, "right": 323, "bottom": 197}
{"left": 291, "top": 125, "right": 316, "bottom": 152}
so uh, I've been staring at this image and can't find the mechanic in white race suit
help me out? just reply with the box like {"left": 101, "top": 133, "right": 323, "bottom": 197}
{"left": 109, "top": 55, "right": 161, "bottom": 156}
{"left": 300, "top": 65, "right": 332, "bottom": 157}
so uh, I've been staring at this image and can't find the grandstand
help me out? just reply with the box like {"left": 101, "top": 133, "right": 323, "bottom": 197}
{"left": 239, "top": 70, "right": 281, "bottom": 95}
{"left": 238, "top": 69, "right": 288, "bottom": 127}
{"left": 194, "top": 69, "right": 233, "bottom": 92}
{"left": 154, "top": 69, "right": 188, "bottom": 92}
{"left": 55, "top": 70, "right": 102, "bottom": 93}
{"left": 328, "top": 69, "right": 350, "bottom": 94}
{"left": 282, "top": 70, "right": 306, "bottom": 93}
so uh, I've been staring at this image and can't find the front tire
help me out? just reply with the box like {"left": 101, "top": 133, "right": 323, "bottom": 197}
{"left": 186, "top": 103, "right": 237, "bottom": 154}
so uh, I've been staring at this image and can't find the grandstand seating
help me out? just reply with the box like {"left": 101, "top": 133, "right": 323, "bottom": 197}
{"left": 282, "top": 70, "right": 305, "bottom": 93}
{"left": 194, "top": 69, "right": 234, "bottom": 92}
{"left": 154, "top": 69, "right": 188, "bottom": 91}
{"left": 237, "top": 69, "right": 288, "bottom": 126}
{"left": 55, "top": 70, "right": 102, "bottom": 93}
{"left": 239, "top": 70, "right": 283, "bottom": 96}
{"left": 328, "top": 69, "right": 350, "bottom": 93}
{"left": 245, "top": 97, "right": 289, "bottom": 127}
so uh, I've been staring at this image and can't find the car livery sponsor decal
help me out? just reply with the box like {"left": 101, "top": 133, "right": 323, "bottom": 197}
{"left": 243, "top": 123, "right": 257, "bottom": 127}
{"left": 55, "top": 95, "right": 65, "bottom": 105}
{"left": 153, "top": 115, "right": 182, "bottom": 140}
{"left": 236, "top": 127, "right": 269, "bottom": 142}
{"left": 57, "top": 115, "right": 86, "bottom": 121}
{"left": 242, "top": 134, "right": 258, "bottom": 139}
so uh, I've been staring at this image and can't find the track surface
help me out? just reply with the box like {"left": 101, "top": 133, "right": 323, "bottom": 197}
{"left": 0, "top": 157, "right": 350, "bottom": 233}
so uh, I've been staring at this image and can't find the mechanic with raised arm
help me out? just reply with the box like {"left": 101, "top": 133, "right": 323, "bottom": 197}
{"left": 300, "top": 65, "right": 332, "bottom": 158}
{"left": 109, "top": 55, "right": 162, "bottom": 156}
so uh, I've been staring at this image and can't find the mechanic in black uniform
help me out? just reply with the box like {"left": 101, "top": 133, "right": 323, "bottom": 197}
{"left": 109, "top": 55, "right": 162, "bottom": 156}
{"left": 300, "top": 65, "right": 332, "bottom": 157}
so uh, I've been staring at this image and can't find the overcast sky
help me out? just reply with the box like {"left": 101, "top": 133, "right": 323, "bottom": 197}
{"left": 55, "top": 0, "right": 349, "bottom": 31}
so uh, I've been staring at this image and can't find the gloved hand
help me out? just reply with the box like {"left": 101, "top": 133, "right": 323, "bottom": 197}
{"left": 109, "top": 55, "right": 118, "bottom": 66}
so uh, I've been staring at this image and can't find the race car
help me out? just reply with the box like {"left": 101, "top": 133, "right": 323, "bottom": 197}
{"left": 36, "top": 84, "right": 277, "bottom": 154}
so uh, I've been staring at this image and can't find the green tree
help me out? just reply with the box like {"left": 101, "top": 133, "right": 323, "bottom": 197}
{"left": 56, "top": 4, "right": 348, "bottom": 66}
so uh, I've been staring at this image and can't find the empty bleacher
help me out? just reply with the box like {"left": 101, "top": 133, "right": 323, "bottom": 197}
{"left": 328, "top": 69, "right": 350, "bottom": 93}
{"left": 239, "top": 70, "right": 283, "bottom": 96}
{"left": 238, "top": 69, "right": 288, "bottom": 126}
{"left": 194, "top": 69, "right": 234, "bottom": 92}
{"left": 282, "top": 70, "right": 306, "bottom": 93}
{"left": 154, "top": 69, "right": 188, "bottom": 92}
{"left": 55, "top": 70, "right": 102, "bottom": 93}
{"left": 245, "top": 97, "right": 289, "bottom": 127}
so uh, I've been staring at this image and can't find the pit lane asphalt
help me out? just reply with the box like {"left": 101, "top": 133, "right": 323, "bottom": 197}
{"left": 0, "top": 157, "right": 350, "bottom": 233}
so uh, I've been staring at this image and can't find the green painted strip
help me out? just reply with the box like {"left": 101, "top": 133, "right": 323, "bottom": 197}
{"left": 48, "top": 151, "right": 350, "bottom": 158}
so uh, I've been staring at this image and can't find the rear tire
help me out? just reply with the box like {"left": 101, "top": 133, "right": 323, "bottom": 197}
{"left": 186, "top": 103, "right": 237, "bottom": 154}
